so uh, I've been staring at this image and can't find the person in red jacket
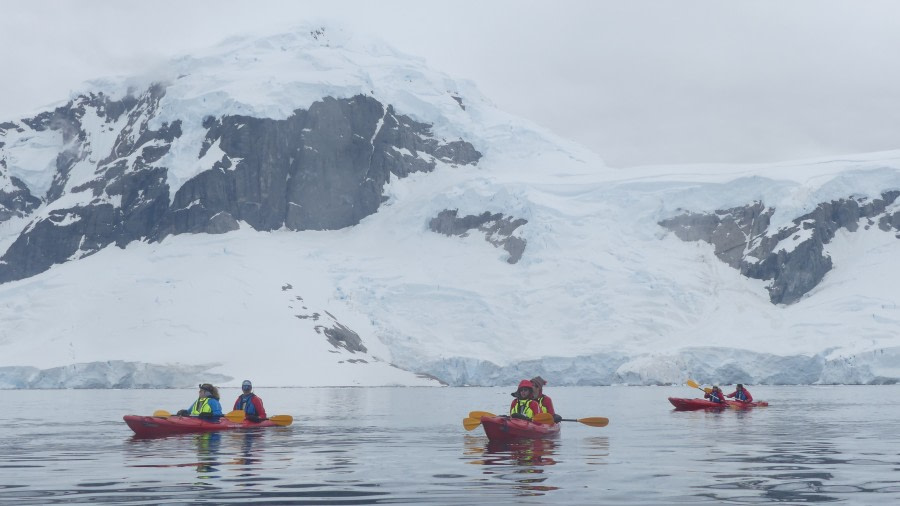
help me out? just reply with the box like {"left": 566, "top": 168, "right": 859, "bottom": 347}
{"left": 509, "top": 379, "right": 541, "bottom": 420}
{"left": 531, "top": 376, "right": 563, "bottom": 423}
{"left": 234, "top": 379, "right": 267, "bottom": 422}
{"left": 704, "top": 385, "right": 725, "bottom": 404}
{"left": 725, "top": 383, "right": 753, "bottom": 403}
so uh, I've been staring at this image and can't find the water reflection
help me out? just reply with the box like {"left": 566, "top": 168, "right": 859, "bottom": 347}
{"left": 5, "top": 386, "right": 900, "bottom": 504}
{"left": 193, "top": 432, "right": 222, "bottom": 480}
{"left": 583, "top": 436, "right": 610, "bottom": 465}
{"left": 227, "top": 429, "right": 265, "bottom": 468}
{"left": 695, "top": 424, "right": 870, "bottom": 503}
{"left": 464, "top": 436, "right": 560, "bottom": 496}
{"left": 126, "top": 429, "right": 268, "bottom": 475}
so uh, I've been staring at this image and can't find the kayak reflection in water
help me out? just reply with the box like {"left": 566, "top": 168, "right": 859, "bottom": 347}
{"left": 177, "top": 383, "right": 224, "bottom": 419}
{"left": 725, "top": 383, "right": 753, "bottom": 403}
{"left": 194, "top": 431, "right": 222, "bottom": 477}
{"left": 509, "top": 380, "right": 541, "bottom": 420}
{"left": 530, "top": 376, "right": 563, "bottom": 424}
{"left": 486, "top": 438, "right": 558, "bottom": 467}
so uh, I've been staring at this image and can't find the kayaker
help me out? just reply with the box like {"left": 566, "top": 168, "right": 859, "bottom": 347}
{"left": 704, "top": 385, "right": 725, "bottom": 404}
{"left": 725, "top": 383, "right": 753, "bottom": 403}
{"left": 177, "top": 383, "right": 224, "bottom": 419}
{"left": 531, "top": 376, "right": 563, "bottom": 423}
{"left": 509, "top": 379, "right": 540, "bottom": 420}
{"left": 234, "top": 379, "right": 267, "bottom": 422}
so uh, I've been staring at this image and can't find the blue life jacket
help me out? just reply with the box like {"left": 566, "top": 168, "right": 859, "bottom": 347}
{"left": 734, "top": 390, "right": 748, "bottom": 401}
{"left": 236, "top": 393, "right": 259, "bottom": 415}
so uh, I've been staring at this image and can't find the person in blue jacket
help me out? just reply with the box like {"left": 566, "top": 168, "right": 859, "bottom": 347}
{"left": 177, "top": 383, "right": 223, "bottom": 419}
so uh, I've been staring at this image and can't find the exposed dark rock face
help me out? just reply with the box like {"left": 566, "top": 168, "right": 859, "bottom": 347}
{"left": 0, "top": 174, "right": 41, "bottom": 221}
{"left": 161, "top": 95, "right": 480, "bottom": 237}
{"left": 318, "top": 320, "right": 368, "bottom": 353}
{"left": 0, "top": 85, "right": 482, "bottom": 284}
{"left": 284, "top": 283, "right": 369, "bottom": 353}
{"left": 429, "top": 209, "right": 528, "bottom": 263}
{"left": 659, "top": 192, "right": 900, "bottom": 304}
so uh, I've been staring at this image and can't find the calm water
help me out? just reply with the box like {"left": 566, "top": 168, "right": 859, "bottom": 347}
{"left": 1, "top": 385, "right": 898, "bottom": 504}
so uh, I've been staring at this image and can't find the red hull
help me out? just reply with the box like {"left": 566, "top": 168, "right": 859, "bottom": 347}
{"left": 480, "top": 416, "right": 561, "bottom": 441}
{"left": 124, "top": 415, "right": 279, "bottom": 438}
{"left": 668, "top": 397, "right": 769, "bottom": 411}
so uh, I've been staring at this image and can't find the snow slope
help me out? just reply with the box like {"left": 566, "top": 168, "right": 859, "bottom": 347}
{"left": 1, "top": 25, "right": 900, "bottom": 388}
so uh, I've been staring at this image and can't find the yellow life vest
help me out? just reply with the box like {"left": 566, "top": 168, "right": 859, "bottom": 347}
{"left": 190, "top": 398, "right": 212, "bottom": 415}
{"left": 510, "top": 399, "right": 534, "bottom": 418}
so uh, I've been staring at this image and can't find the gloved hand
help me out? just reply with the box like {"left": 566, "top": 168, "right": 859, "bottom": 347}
{"left": 176, "top": 410, "right": 189, "bottom": 416}
{"left": 553, "top": 414, "right": 563, "bottom": 423}
{"left": 247, "top": 414, "right": 261, "bottom": 423}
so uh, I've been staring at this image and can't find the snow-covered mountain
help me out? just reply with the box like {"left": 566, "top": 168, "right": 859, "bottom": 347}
{"left": 2, "top": 26, "right": 899, "bottom": 389}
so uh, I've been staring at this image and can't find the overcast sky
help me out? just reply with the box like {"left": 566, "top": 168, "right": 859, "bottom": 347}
{"left": 3, "top": 0, "right": 900, "bottom": 167}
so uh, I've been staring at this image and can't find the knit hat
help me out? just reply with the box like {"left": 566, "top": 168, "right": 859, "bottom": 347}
{"left": 530, "top": 376, "right": 547, "bottom": 388}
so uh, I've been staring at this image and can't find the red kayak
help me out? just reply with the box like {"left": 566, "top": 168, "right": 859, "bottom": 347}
{"left": 480, "top": 416, "right": 561, "bottom": 442}
{"left": 124, "top": 414, "right": 280, "bottom": 438}
{"left": 668, "top": 397, "right": 769, "bottom": 411}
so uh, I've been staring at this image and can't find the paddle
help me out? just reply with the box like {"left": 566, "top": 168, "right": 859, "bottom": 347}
{"left": 533, "top": 412, "right": 609, "bottom": 427}
{"left": 154, "top": 409, "right": 245, "bottom": 421}
{"left": 224, "top": 410, "right": 245, "bottom": 422}
{"left": 224, "top": 410, "right": 293, "bottom": 426}
{"left": 266, "top": 415, "right": 293, "bottom": 426}
{"left": 463, "top": 410, "right": 500, "bottom": 430}
{"left": 686, "top": 379, "right": 712, "bottom": 394}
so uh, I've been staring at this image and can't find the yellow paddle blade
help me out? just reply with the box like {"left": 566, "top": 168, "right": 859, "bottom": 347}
{"left": 687, "top": 379, "right": 712, "bottom": 393}
{"left": 268, "top": 415, "right": 293, "bottom": 426}
{"left": 153, "top": 410, "right": 171, "bottom": 418}
{"left": 468, "top": 411, "right": 496, "bottom": 419}
{"left": 577, "top": 417, "right": 610, "bottom": 427}
{"left": 532, "top": 413, "right": 555, "bottom": 424}
{"left": 224, "top": 410, "right": 245, "bottom": 422}
{"left": 463, "top": 417, "right": 482, "bottom": 431}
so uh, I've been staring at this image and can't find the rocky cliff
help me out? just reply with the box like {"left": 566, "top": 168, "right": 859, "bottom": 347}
{"left": 0, "top": 88, "right": 481, "bottom": 283}
{"left": 659, "top": 192, "right": 900, "bottom": 304}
